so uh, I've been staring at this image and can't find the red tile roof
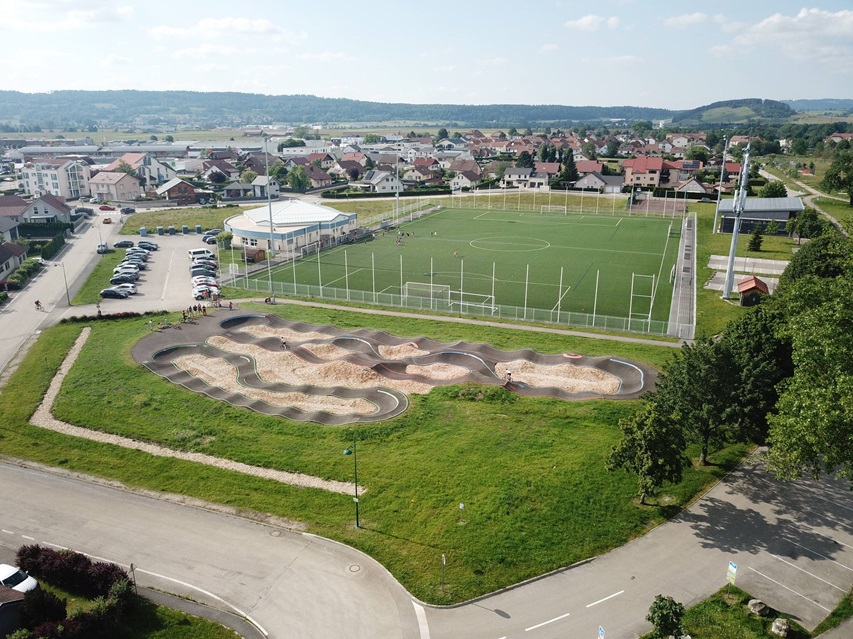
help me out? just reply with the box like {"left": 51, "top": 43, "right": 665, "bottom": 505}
{"left": 737, "top": 275, "right": 769, "bottom": 295}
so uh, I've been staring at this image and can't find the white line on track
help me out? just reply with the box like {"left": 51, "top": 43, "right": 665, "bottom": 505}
{"left": 771, "top": 554, "right": 846, "bottom": 591}
{"left": 412, "top": 601, "right": 431, "bottom": 639}
{"left": 21, "top": 535, "right": 34, "bottom": 541}
{"left": 586, "top": 590, "right": 624, "bottom": 607}
{"left": 525, "top": 612, "right": 571, "bottom": 631}
{"left": 749, "top": 566, "right": 831, "bottom": 612}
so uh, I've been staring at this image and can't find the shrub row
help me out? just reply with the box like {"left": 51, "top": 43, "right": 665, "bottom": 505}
{"left": 16, "top": 545, "right": 129, "bottom": 599}
{"left": 24, "top": 580, "right": 133, "bottom": 639}
{"left": 60, "top": 310, "right": 160, "bottom": 323}
{"left": 4, "top": 257, "right": 46, "bottom": 289}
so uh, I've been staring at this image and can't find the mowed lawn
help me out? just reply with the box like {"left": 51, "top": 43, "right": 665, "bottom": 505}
{"left": 248, "top": 207, "right": 682, "bottom": 324}
{"left": 0, "top": 304, "right": 748, "bottom": 603}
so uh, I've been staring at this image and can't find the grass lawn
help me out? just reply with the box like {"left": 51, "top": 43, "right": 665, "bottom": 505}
{"left": 246, "top": 206, "right": 681, "bottom": 327}
{"left": 71, "top": 248, "right": 134, "bottom": 305}
{"left": 815, "top": 196, "right": 853, "bottom": 227}
{"left": 121, "top": 205, "right": 246, "bottom": 237}
{"left": 40, "top": 582, "right": 235, "bottom": 639}
{"left": 0, "top": 304, "right": 751, "bottom": 604}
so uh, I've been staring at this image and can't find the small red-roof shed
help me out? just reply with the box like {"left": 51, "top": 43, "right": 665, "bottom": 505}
{"left": 737, "top": 275, "right": 769, "bottom": 306}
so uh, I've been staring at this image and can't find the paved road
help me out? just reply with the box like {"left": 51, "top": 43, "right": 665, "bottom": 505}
{"left": 0, "top": 461, "right": 419, "bottom": 639}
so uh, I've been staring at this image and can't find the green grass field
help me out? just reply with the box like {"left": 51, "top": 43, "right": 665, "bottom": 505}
{"left": 246, "top": 207, "right": 682, "bottom": 327}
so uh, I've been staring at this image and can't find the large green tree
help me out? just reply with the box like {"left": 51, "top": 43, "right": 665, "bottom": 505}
{"left": 606, "top": 402, "right": 688, "bottom": 504}
{"left": 287, "top": 165, "right": 310, "bottom": 191}
{"left": 515, "top": 151, "right": 535, "bottom": 169}
{"left": 822, "top": 150, "right": 853, "bottom": 205}
{"left": 654, "top": 338, "right": 739, "bottom": 465}
{"left": 786, "top": 207, "right": 826, "bottom": 244}
{"left": 760, "top": 180, "right": 788, "bottom": 198}
{"left": 556, "top": 154, "right": 578, "bottom": 184}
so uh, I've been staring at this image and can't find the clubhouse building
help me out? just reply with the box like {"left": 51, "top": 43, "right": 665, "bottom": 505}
{"left": 225, "top": 200, "right": 357, "bottom": 259}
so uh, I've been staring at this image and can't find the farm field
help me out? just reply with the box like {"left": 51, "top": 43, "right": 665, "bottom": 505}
{"left": 244, "top": 206, "right": 682, "bottom": 329}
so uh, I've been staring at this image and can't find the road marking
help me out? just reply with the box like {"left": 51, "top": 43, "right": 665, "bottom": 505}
{"left": 412, "top": 601, "right": 431, "bottom": 639}
{"left": 789, "top": 539, "right": 853, "bottom": 572}
{"left": 161, "top": 249, "right": 176, "bottom": 301}
{"left": 771, "top": 554, "right": 846, "bottom": 591}
{"left": 21, "top": 535, "right": 35, "bottom": 541}
{"left": 43, "top": 542, "right": 69, "bottom": 550}
{"left": 805, "top": 527, "right": 853, "bottom": 551}
{"left": 749, "top": 566, "right": 831, "bottom": 612}
{"left": 586, "top": 590, "right": 625, "bottom": 607}
{"left": 1, "top": 529, "right": 13, "bottom": 535}
{"left": 525, "top": 612, "right": 570, "bottom": 631}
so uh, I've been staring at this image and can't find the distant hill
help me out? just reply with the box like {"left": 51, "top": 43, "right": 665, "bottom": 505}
{"left": 670, "top": 98, "right": 795, "bottom": 125}
{"left": 0, "top": 90, "right": 675, "bottom": 129}
{"left": 782, "top": 98, "right": 853, "bottom": 113}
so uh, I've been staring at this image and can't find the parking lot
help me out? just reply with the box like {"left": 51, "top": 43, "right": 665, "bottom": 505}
{"left": 94, "top": 226, "right": 226, "bottom": 313}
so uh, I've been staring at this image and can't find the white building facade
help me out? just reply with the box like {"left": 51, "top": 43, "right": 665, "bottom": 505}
{"left": 21, "top": 160, "right": 91, "bottom": 200}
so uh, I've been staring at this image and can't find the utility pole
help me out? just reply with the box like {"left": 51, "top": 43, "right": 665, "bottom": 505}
{"left": 722, "top": 144, "right": 751, "bottom": 299}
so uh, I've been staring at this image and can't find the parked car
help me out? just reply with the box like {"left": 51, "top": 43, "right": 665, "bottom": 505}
{"left": 138, "top": 241, "right": 159, "bottom": 251}
{"left": 193, "top": 285, "right": 221, "bottom": 300}
{"left": 97, "top": 243, "right": 108, "bottom": 254}
{"left": 113, "top": 263, "right": 139, "bottom": 273}
{"left": 99, "top": 205, "right": 115, "bottom": 211}
{"left": 191, "top": 276, "right": 219, "bottom": 286}
{"left": 0, "top": 564, "right": 38, "bottom": 593}
{"left": 109, "top": 274, "right": 136, "bottom": 285}
{"left": 103, "top": 217, "right": 112, "bottom": 224}
{"left": 120, "top": 207, "right": 135, "bottom": 214}
{"left": 204, "top": 228, "right": 223, "bottom": 236}
{"left": 111, "top": 283, "right": 137, "bottom": 295}
{"left": 120, "top": 259, "right": 147, "bottom": 270}
{"left": 192, "top": 259, "right": 217, "bottom": 269}
{"left": 100, "top": 288, "right": 129, "bottom": 299}
{"left": 190, "top": 269, "right": 216, "bottom": 280}
{"left": 113, "top": 240, "right": 134, "bottom": 248}
{"left": 202, "top": 235, "right": 218, "bottom": 244}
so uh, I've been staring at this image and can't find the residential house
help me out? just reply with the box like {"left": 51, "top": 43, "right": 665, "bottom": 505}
{"left": 105, "top": 152, "right": 176, "bottom": 186}
{"left": 88, "top": 171, "right": 142, "bottom": 202}
{"left": 222, "top": 181, "right": 254, "bottom": 199}
{"left": 156, "top": 177, "right": 200, "bottom": 206}
{"left": 21, "top": 159, "right": 91, "bottom": 200}
{"left": 501, "top": 167, "right": 533, "bottom": 188}
{"left": 825, "top": 132, "right": 853, "bottom": 144}
{"left": 413, "top": 157, "right": 441, "bottom": 172}
{"left": 330, "top": 160, "right": 365, "bottom": 182}
{"left": 251, "top": 175, "right": 281, "bottom": 199}
{"left": 24, "top": 193, "right": 73, "bottom": 224}
{"left": 358, "top": 170, "right": 402, "bottom": 193}
{"left": 304, "top": 165, "right": 332, "bottom": 188}
{"left": 283, "top": 156, "right": 310, "bottom": 171}
{"left": 574, "top": 160, "right": 604, "bottom": 177}
{"left": 0, "top": 241, "right": 27, "bottom": 281}
{"left": 242, "top": 152, "right": 280, "bottom": 175}
{"left": 341, "top": 152, "right": 367, "bottom": 166}
{"left": 622, "top": 157, "right": 678, "bottom": 188}
{"left": 449, "top": 158, "right": 481, "bottom": 177}
{"left": 574, "top": 172, "right": 624, "bottom": 194}
{"left": 201, "top": 159, "right": 239, "bottom": 182}
{"left": 403, "top": 167, "right": 439, "bottom": 184}
{"left": 0, "top": 195, "right": 28, "bottom": 225}
{"left": 307, "top": 153, "right": 335, "bottom": 170}
{"left": 674, "top": 177, "right": 710, "bottom": 194}
{"left": 0, "top": 217, "right": 18, "bottom": 242}
{"left": 450, "top": 171, "right": 480, "bottom": 190}
{"left": 534, "top": 162, "right": 561, "bottom": 180}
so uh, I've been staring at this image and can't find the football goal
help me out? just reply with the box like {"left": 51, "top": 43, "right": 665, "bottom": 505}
{"left": 403, "top": 282, "right": 451, "bottom": 303}
{"left": 300, "top": 242, "right": 320, "bottom": 257}
{"left": 450, "top": 290, "right": 497, "bottom": 314}
{"left": 540, "top": 205, "right": 568, "bottom": 215}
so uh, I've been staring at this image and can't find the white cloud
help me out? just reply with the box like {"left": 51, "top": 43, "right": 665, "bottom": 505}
{"left": 434, "top": 65, "right": 456, "bottom": 73}
{"left": 174, "top": 44, "right": 238, "bottom": 59}
{"left": 100, "top": 54, "right": 132, "bottom": 67}
{"left": 298, "top": 51, "right": 352, "bottom": 63}
{"left": 663, "top": 13, "right": 707, "bottom": 29}
{"left": 478, "top": 56, "right": 508, "bottom": 67}
{"left": 149, "top": 17, "right": 298, "bottom": 41}
{"left": 1, "top": 3, "right": 133, "bottom": 31}
{"left": 539, "top": 43, "right": 559, "bottom": 53}
{"left": 565, "top": 15, "right": 619, "bottom": 31}
{"left": 713, "top": 8, "right": 853, "bottom": 69}
{"left": 712, "top": 14, "right": 745, "bottom": 33}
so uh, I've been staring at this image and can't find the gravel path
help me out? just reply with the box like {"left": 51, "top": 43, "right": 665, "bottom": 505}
{"left": 29, "top": 327, "right": 357, "bottom": 495}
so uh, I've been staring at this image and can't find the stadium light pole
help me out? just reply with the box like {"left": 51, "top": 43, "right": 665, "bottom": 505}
{"left": 264, "top": 137, "right": 276, "bottom": 302}
{"left": 713, "top": 136, "right": 729, "bottom": 234}
{"left": 343, "top": 433, "right": 360, "bottom": 528}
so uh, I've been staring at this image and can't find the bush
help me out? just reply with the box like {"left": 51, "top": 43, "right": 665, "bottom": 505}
{"left": 16, "top": 545, "right": 128, "bottom": 598}
{"left": 20, "top": 588, "right": 67, "bottom": 629}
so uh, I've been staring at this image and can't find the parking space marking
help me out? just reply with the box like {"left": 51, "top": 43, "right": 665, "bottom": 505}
{"left": 586, "top": 590, "right": 624, "bottom": 607}
{"left": 161, "top": 249, "right": 176, "bottom": 301}
{"left": 749, "top": 566, "right": 831, "bottom": 612}
{"left": 789, "top": 539, "right": 853, "bottom": 572}
{"left": 412, "top": 601, "right": 431, "bottom": 639}
{"left": 21, "top": 535, "right": 34, "bottom": 541}
{"left": 1, "top": 530, "right": 13, "bottom": 535}
{"left": 525, "top": 612, "right": 570, "bottom": 631}
{"left": 771, "top": 554, "right": 846, "bottom": 591}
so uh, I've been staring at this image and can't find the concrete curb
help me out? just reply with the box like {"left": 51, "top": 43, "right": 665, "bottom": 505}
{"left": 139, "top": 587, "right": 265, "bottom": 639}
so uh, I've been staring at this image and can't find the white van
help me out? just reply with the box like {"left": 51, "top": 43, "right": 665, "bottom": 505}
{"left": 188, "top": 248, "right": 215, "bottom": 260}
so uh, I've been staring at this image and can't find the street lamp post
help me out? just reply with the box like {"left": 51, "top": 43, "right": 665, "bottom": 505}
{"left": 264, "top": 137, "right": 276, "bottom": 302}
{"left": 343, "top": 432, "right": 360, "bottom": 528}
{"left": 55, "top": 262, "right": 71, "bottom": 306}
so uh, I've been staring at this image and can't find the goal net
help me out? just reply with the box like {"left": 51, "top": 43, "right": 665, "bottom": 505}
{"left": 300, "top": 242, "right": 320, "bottom": 257}
{"left": 540, "top": 205, "right": 568, "bottom": 215}
{"left": 450, "top": 290, "right": 497, "bottom": 314}
{"left": 403, "top": 282, "right": 451, "bottom": 303}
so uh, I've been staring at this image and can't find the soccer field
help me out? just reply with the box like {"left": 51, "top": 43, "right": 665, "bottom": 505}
{"left": 244, "top": 207, "right": 682, "bottom": 329}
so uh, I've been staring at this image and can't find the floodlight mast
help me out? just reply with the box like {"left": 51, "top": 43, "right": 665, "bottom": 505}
{"left": 722, "top": 143, "right": 751, "bottom": 300}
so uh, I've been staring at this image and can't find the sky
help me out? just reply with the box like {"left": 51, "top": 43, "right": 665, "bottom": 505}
{"left": 1, "top": 0, "right": 852, "bottom": 110}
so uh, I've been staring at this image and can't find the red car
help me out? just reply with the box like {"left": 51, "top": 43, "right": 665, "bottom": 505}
{"left": 99, "top": 205, "right": 115, "bottom": 211}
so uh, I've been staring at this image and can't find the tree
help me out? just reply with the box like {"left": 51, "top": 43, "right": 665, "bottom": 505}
{"left": 581, "top": 141, "right": 597, "bottom": 159}
{"left": 768, "top": 276, "right": 853, "bottom": 483}
{"left": 606, "top": 402, "right": 688, "bottom": 504}
{"left": 557, "top": 153, "right": 578, "bottom": 184}
{"left": 605, "top": 140, "right": 620, "bottom": 158}
{"left": 765, "top": 219, "right": 779, "bottom": 236}
{"left": 685, "top": 145, "right": 709, "bottom": 163}
{"left": 654, "top": 337, "right": 739, "bottom": 465}
{"left": 164, "top": 134, "right": 174, "bottom": 143}
{"left": 115, "top": 160, "right": 136, "bottom": 177}
{"left": 287, "top": 165, "right": 309, "bottom": 191}
{"left": 279, "top": 138, "right": 306, "bottom": 150}
{"left": 524, "top": 127, "right": 533, "bottom": 136}
{"left": 778, "top": 233, "right": 852, "bottom": 287}
{"left": 364, "top": 133, "right": 381, "bottom": 144}
{"left": 760, "top": 180, "right": 788, "bottom": 198}
{"left": 821, "top": 150, "right": 853, "bottom": 205}
{"left": 646, "top": 595, "right": 686, "bottom": 639}
{"left": 748, "top": 224, "right": 764, "bottom": 252}
{"left": 508, "top": 127, "right": 518, "bottom": 137}
{"left": 269, "top": 162, "right": 288, "bottom": 184}
{"left": 786, "top": 207, "right": 826, "bottom": 245}
{"left": 240, "top": 170, "right": 257, "bottom": 184}
{"left": 436, "top": 127, "right": 449, "bottom": 140}
{"left": 516, "top": 151, "right": 535, "bottom": 169}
